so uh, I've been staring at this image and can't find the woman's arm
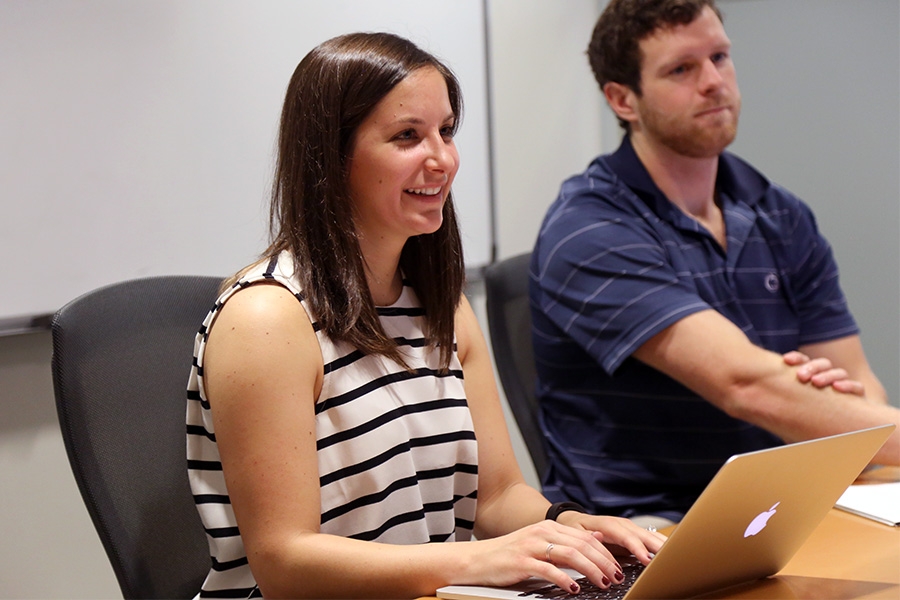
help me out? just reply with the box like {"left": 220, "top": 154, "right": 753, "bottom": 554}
{"left": 202, "top": 283, "right": 329, "bottom": 596}
{"left": 452, "top": 295, "right": 547, "bottom": 536}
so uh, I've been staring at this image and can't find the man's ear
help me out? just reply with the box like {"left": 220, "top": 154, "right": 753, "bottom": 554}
{"left": 603, "top": 81, "right": 639, "bottom": 126}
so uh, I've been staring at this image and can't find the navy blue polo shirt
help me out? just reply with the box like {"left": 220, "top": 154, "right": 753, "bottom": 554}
{"left": 529, "top": 136, "right": 858, "bottom": 520}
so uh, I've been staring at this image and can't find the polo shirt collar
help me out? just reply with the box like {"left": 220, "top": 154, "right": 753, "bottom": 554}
{"left": 717, "top": 149, "right": 770, "bottom": 207}
{"left": 605, "top": 135, "right": 770, "bottom": 215}
{"left": 605, "top": 135, "right": 673, "bottom": 218}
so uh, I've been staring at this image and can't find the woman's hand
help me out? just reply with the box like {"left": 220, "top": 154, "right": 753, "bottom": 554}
{"left": 459, "top": 517, "right": 666, "bottom": 595}
{"left": 557, "top": 511, "right": 666, "bottom": 565}
{"left": 783, "top": 350, "right": 865, "bottom": 397}
{"left": 459, "top": 520, "right": 621, "bottom": 594}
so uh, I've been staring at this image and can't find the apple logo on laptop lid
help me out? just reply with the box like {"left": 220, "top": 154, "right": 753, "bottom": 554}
{"left": 744, "top": 502, "right": 779, "bottom": 538}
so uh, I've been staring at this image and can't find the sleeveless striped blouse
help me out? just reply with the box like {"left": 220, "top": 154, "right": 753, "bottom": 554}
{"left": 186, "top": 252, "right": 479, "bottom": 598}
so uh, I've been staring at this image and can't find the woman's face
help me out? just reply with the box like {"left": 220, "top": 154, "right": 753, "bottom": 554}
{"left": 347, "top": 66, "right": 459, "bottom": 253}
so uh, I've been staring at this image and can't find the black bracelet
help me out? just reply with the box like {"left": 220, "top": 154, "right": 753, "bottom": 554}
{"left": 545, "top": 501, "right": 587, "bottom": 521}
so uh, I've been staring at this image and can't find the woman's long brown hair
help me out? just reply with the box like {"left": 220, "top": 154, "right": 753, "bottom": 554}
{"left": 264, "top": 32, "right": 465, "bottom": 369}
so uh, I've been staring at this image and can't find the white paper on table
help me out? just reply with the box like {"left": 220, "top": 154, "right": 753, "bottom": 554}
{"left": 835, "top": 481, "right": 900, "bottom": 526}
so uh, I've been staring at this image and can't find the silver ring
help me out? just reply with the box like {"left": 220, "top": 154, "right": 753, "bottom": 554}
{"left": 647, "top": 525, "right": 657, "bottom": 533}
{"left": 545, "top": 542, "right": 554, "bottom": 562}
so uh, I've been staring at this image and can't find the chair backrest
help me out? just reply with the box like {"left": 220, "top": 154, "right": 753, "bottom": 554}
{"left": 51, "top": 275, "right": 222, "bottom": 599}
{"left": 483, "top": 252, "right": 548, "bottom": 478}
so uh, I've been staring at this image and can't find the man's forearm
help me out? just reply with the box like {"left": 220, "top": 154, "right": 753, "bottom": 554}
{"left": 727, "top": 369, "right": 900, "bottom": 465}
{"left": 634, "top": 310, "right": 900, "bottom": 465}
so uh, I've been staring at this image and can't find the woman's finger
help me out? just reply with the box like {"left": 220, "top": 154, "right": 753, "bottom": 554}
{"left": 600, "top": 523, "right": 667, "bottom": 564}
{"left": 538, "top": 537, "right": 619, "bottom": 591}
{"left": 528, "top": 556, "right": 585, "bottom": 595}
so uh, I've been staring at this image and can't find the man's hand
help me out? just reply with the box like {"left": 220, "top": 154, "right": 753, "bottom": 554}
{"left": 782, "top": 350, "right": 865, "bottom": 397}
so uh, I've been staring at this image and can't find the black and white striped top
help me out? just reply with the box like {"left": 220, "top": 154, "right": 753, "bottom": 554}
{"left": 186, "top": 252, "right": 479, "bottom": 598}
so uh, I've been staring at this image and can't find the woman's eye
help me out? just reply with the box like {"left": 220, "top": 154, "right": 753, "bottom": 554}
{"left": 440, "top": 125, "right": 456, "bottom": 138}
{"left": 394, "top": 129, "right": 417, "bottom": 141}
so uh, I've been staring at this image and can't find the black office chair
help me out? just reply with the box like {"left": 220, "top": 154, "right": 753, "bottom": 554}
{"left": 51, "top": 275, "right": 222, "bottom": 599}
{"left": 483, "top": 252, "right": 549, "bottom": 479}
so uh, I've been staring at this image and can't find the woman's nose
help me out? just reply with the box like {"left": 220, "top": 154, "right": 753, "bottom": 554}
{"left": 425, "top": 136, "right": 458, "bottom": 172}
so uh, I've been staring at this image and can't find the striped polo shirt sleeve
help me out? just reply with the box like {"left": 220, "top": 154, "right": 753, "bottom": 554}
{"left": 533, "top": 183, "right": 711, "bottom": 375}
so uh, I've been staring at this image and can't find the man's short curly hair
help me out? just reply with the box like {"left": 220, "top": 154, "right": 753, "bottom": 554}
{"left": 588, "top": 0, "right": 722, "bottom": 128}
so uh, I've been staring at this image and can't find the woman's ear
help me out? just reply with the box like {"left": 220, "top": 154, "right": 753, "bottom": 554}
{"left": 603, "top": 81, "right": 639, "bottom": 127}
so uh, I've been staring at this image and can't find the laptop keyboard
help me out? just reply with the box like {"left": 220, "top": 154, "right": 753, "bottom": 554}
{"left": 517, "top": 562, "right": 645, "bottom": 600}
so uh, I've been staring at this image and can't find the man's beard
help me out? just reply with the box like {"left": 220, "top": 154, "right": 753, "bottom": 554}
{"left": 639, "top": 96, "right": 741, "bottom": 158}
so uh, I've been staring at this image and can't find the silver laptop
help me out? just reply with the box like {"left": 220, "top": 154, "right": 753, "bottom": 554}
{"left": 437, "top": 424, "right": 894, "bottom": 600}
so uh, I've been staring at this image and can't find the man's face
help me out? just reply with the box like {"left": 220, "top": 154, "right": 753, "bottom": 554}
{"left": 632, "top": 6, "right": 741, "bottom": 158}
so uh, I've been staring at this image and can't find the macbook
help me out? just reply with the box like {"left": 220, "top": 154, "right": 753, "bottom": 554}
{"left": 437, "top": 424, "right": 894, "bottom": 600}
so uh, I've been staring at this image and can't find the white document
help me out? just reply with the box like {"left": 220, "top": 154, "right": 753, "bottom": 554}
{"left": 835, "top": 481, "right": 900, "bottom": 526}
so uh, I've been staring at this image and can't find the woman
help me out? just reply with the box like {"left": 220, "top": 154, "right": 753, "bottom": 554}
{"left": 186, "top": 32, "right": 664, "bottom": 599}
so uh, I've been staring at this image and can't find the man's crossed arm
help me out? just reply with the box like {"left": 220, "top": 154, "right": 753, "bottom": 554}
{"left": 632, "top": 309, "right": 900, "bottom": 465}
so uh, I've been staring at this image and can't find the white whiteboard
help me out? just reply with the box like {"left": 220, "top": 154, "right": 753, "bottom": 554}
{"left": 0, "top": 0, "right": 494, "bottom": 329}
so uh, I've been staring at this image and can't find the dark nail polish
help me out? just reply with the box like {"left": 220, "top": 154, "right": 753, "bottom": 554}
{"left": 614, "top": 570, "right": 625, "bottom": 583}
{"left": 601, "top": 576, "right": 611, "bottom": 586}
{"left": 570, "top": 582, "right": 580, "bottom": 593}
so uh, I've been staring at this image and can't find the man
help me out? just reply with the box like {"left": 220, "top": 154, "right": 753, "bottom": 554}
{"left": 529, "top": 0, "right": 900, "bottom": 524}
